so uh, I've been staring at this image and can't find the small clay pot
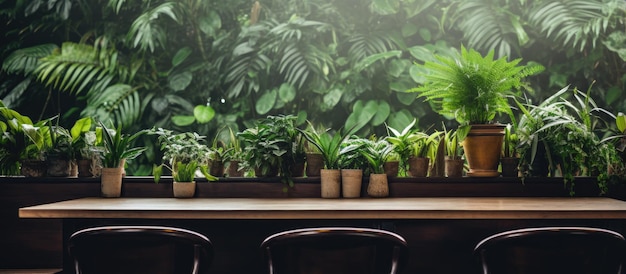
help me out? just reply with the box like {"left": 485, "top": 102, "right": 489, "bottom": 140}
{"left": 320, "top": 169, "right": 341, "bottom": 198}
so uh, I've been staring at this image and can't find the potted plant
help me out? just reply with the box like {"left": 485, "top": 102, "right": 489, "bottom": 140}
{"left": 516, "top": 86, "right": 615, "bottom": 194}
{"left": 383, "top": 151, "right": 401, "bottom": 178}
{"left": 303, "top": 124, "right": 326, "bottom": 177}
{"left": 360, "top": 137, "right": 395, "bottom": 198}
{"left": 338, "top": 136, "right": 368, "bottom": 198}
{"left": 70, "top": 118, "right": 103, "bottom": 177}
{"left": 410, "top": 46, "right": 543, "bottom": 177}
{"left": 443, "top": 128, "right": 466, "bottom": 178}
{"left": 299, "top": 122, "right": 354, "bottom": 198}
{"left": 501, "top": 124, "right": 520, "bottom": 177}
{"left": 407, "top": 131, "right": 442, "bottom": 177}
{"left": 239, "top": 115, "right": 299, "bottom": 190}
{"left": 224, "top": 127, "right": 246, "bottom": 177}
{"left": 151, "top": 128, "right": 218, "bottom": 198}
{"left": 99, "top": 122, "right": 146, "bottom": 197}
{"left": 46, "top": 121, "right": 74, "bottom": 177}
{"left": 208, "top": 135, "right": 226, "bottom": 178}
{"left": 386, "top": 118, "right": 419, "bottom": 177}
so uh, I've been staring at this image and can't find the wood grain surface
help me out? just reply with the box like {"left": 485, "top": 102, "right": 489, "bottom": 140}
{"left": 19, "top": 197, "right": 626, "bottom": 219}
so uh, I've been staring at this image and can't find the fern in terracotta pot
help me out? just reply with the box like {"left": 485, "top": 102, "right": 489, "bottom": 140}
{"left": 410, "top": 46, "right": 543, "bottom": 177}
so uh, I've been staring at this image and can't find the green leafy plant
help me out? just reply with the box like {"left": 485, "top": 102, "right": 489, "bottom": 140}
{"left": 238, "top": 115, "right": 300, "bottom": 186}
{"left": 443, "top": 129, "right": 463, "bottom": 159}
{"left": 410, "top": 131, "right": 443, "bottom": 159}
{"left": 150, "top": 128, "right": 217, "bottom": 182}
{"left": 386, "top": 118, "right": 420, "bottom": 173}
{"left": 410, "top": 46, "right": 544, "bottom": 125}
{"left": 503, "top": 124, "right": 518, "bottom": 158}
{"left": 360, "top": 137, "right": 396, "bottom": 174}
{"left": 298, "top": 122, "right": 355, "bottom": 170}
{"left": 515, "top": 86, "right": 616, "bottom": 194}
{"left": 0, "top": 103, "right": 53, "bottom": 172}
{"left": 99, "top": 121, "right": 146, "bottom": 169}
{"left": 223, "top": 127, "right": 244, "bottom": 163}
{"left": 338, "top": 136, "right": 369, "bottom": 170}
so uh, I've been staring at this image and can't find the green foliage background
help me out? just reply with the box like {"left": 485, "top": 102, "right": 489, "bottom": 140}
{"left": 0, "top": 0, "right": 625, "bottom": 174}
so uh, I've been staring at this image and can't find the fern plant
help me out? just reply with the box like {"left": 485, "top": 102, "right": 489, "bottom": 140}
{"left": 410, "top": 46, "right": 544, "bottom": 125}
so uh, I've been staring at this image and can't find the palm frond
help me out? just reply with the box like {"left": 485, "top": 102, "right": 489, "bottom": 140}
{"left": 2, "top": 44, "right": 58, "bottom": 75}
{"left": 35, "top": 42, "right": 120, "bottom": 95}
{"left": 456, "top": 1, "right": 524, "bottom": 58}
{"left": 83, "top": 84, "right": 142, "bottom": 129}
{"left": 529, "top": 0, "right": 621, "bottom": 51}
{"left": 347, "top": 32, "right": 398, "bottom": 63}
{"left": 127, "top": 2, "right": 180, "bottom": 53}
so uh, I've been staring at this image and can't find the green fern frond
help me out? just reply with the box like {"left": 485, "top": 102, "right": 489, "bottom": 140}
{"left": 2, "top": 44, "right": 58, "bottom": 75}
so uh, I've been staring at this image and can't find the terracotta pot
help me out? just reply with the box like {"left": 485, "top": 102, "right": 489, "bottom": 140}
{"left": 290, "top": 162, "right": 305, "bottom": 177}
{"left": 383, "top": 161, "right": 399, "bottom": 178}
{"left": 445, "top": 156, "right": 465, "bottom": 178}
{"left": 408, "top": 157, "right": 429, "bottom": 177}
{"left": 46, "top": 155, "right": 71, "bottom": 177}
{"left": 20, "top": 160, "right": 47, "bottom": 177}
{"left": 367, "top": 173, "right": 389, "bottom": 198}
{"left": 501, "top": 157, "right": 520, "bottom": 177}
{"left": 100, "top": 167, "right": 123, "bottom": 198}
{"left": 320, "top": 169, "right": 341, "bottom": 198}
{"left": 341, "top": 169, "right": 363, "bottom": 198}
{"left": 226, "top": 161, "right": 245, "bottom": 177}
{"left": 69, "top": 161, "right": 78, "bottom": 177}
{"left": 463, "top": 124, "right": 505, "bottom": 177}
{"left": 255, "top": 164, "right": 279, "bottom": 177}
{"left": 305, "top": 153, "right": 324, "bottom": 177}
{"left": 78, "top": 159, "right": 94, "bottom": 177}
{"left": 173, "top": 181, "right": 196, "bottom": 198}
{"left": 210, "top": 161, "right": 224, "bottom": 177}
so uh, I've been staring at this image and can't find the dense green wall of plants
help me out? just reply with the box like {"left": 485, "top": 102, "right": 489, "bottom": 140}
{"left": 1, "top": 0, "right": 625, "bottom": 174}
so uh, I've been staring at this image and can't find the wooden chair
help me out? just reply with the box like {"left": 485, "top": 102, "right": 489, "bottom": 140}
{"left": 68, "top": 226, "right": 213, "bottom": 274}
{"left": 260, "top": 227, "right": 408, "bottom": 274}
{"left": 474, "top": 226, "right": 626, "bottom": 274}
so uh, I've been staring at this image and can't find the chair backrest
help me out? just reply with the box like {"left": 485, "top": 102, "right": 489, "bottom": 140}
{"left": 260, "top": 227, "right": 408, "bottom": 274}
{"left": 68, "top": 226, "right": 213, "bottom": 274}
{"left": 474, "top": 226, "right": 626, "bottom": 274}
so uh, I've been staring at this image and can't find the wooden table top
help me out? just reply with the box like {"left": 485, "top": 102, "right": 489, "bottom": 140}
{"left": 18, "top": 197, "right": 626, "bottom": 220}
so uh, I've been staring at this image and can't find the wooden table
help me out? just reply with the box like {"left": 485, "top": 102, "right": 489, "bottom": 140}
{"left": 19, "top": 197, "right": 626, "bottom": 274}
{"left": 19, "top": 197, "right": 626, "bottom": 220}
